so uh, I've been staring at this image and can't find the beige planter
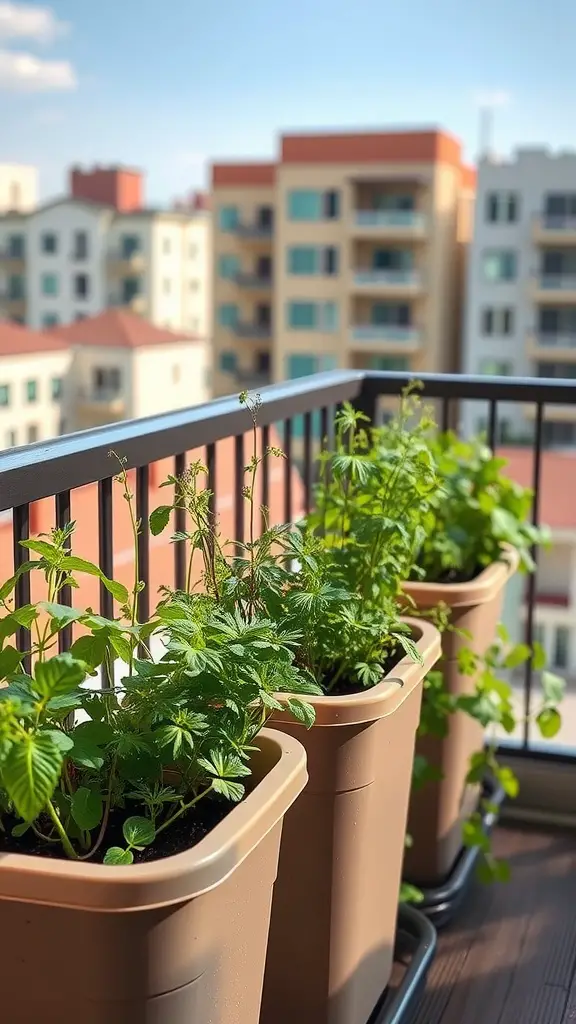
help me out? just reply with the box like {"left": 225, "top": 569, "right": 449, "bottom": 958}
{"left": 403, "top": 547, "right": 519, "bottom": 886}
{"left": 261, "top": 618, "right": 441, "bottom": 1024}
{"left": 0, "top": 730, "right": 307, "bottom": 1024}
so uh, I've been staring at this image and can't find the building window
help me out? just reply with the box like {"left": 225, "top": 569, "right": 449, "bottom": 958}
{"left": 73, "top": 231, "right": 88, "bottom": 260}
{"left": 324, "top": 246, "right": 339, "bottom": 275}
{"left": 482, "top": 251, "right": 517, "bottom": 282}
{"left": 287, "top": 189, "right": 340, "bottom": 221}
{"left": 93, "top": 367, "right": 121, "bottom": 395}
{"left": 41, "top": 272, "right": 58, "bottom": 296}
{"left": 163, "top": 238, "right": 171, "bottom": 254}
{"left": 190, "top": 279, "right": 199, "bottom": 292}
{"left": 163, "top": 278, "right": 172, "bottom": 295}
{"left": 220, "top": 351, "right": 237, "bottom": 373}
{"left": 51, "top": 377, "right": 63, "bottom": 400}
{"left": 481, "top": 307, "right": 514, "bottom": 336}
{"left": 287, "top": 301, "right": 339, "bottom": 331}
{"left": 189, "top": 244, "right": 198, "bottom": 259}
{"left": 27, "top": 424, "right": 39, "bottom": 443}
{"left": 218, "top": 206, "right": 239, "bottom": 232}
{"left": 218, "top": 255, "right": 240, "bottom": 279}
{"left": 42, "top": 313, "right": 59, "bottom": 327}
{"left": 6, "top": 429, "right": 16, "bottom": 447}
{"left": 172, "top": 365, "right": 181, "bottom": 384}
{"left": 537, "top": 361, "right": 576, "bottom": 379}
{"left": 286, "top": 354, "right": 337, "bottom": 379}
{"left": 7, "top": 274, "right": 24, "bottom": 299}
{"left": 368, "top": 356, "right": 410, "bottom": 371}
{"left": 543, "top": 422, "right": 576, "bottom": 446}
{"left": 120, "top": 235, "right": 141, "bottom": 258}
{"left": 25, "top": 380, "right": 37, "bottom": 403}
{"left": 74, "top": 273, "right": 89, "bottom": 299}
{"left": 7, "top": 235, "right": 24, "bottom": 258}
{"left": 256, "top": 350, "right": 270, "bottom": 374}
{"left": 554, "top": 626, "right": 569, "bottom": 669}
{"left": 0, "top": 384, "right": 10, "bottom": 406}
{"left": 41, "top": 232, "right": 57, "bottom": 254}
{"left": 485, "top": 192, "right": 519, "bottom": 224}
{"left": 545, "top": 194, "right": 576, "bottom": 218}
{"left": 287, "top": 245, "right": 340, "bottom": 276}
{"left": 218, "top": 303, "right": 238, "bottom": 328}
{"left": 479, "top": 359, "right": 513, "bottom": 376}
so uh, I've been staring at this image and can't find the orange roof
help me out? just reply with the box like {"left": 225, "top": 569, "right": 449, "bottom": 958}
{"left": 500, "top": 448, "right": 576, "bottom": 530}
{"left": 461, "top": 164, "right": 477, "bottom": 190}
{"left": 280, "top": 128, "right": 462, "bottom": 166}
{"left": 211, "top": 163, "right": 276, "bottom": 187}
{"left": 0, "top": 320, "right": 68, "bottom": 357}
{"left": 50, "top": 309, "right": 198, "bottom": 349}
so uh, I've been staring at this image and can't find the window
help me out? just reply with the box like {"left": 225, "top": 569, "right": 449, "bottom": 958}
{"left": 485, "top": 192, "right": 519, "bottom": 224}
{"left": 368, "top": 356, "right": 410, "bottom": 372}
{"left": 325, "top": 246, "right": 339, "bottom": 275}
{"left": 163, "top": 238, "right": 171, "bottom": 254}
{"left": 287, "top": 189, "right": 341, "bottom": 221}
{"left": 218, "top": 303, "right": 238, "bottom": 328}
{"left": 0, "top": 384, "right": 10, "bottom": 406}
{"left": 41, "top": 232, "right": 57, "bottom": 254}
{"left": 287, "top": 246, "right": 339, "bottom": 275}
{"left": 74, "top": 273, "right": 89, "bottom": 299}
{"left": 218, "top": 255, "right": 240, "bottom": 279}
{"left": 8, "top": 274, "right": 24, "bottom": 299}
{"left": 287, "top": 301, "right": 339, "bottom": 331}
{"left": 7, "top": 235, "right": 24, "bottom": 258}
{"left": 51, "top": 377, "right": 63, "bottom": 400}
{"left": 27, "top": 424, "right": 38, "bottom": 443}
{"left": 189, "top": 243, "right": 198, "bottom": 259}
{"left": 545, "top": 193, "right": 576, "bottom": 218}
{"left": 26, "top": 380, "right": 37, "bottom": 403}
{"left": 220, "top": 351, "right": 237, "bottom": 373}
{"left": 172, "top": 365, "right": 181, "bottom": 384}
{"left": 554, "top": 626, "right": 569, "bottom": 669}
{"left": 543, "top": 422, "right": 576, "bottom": 446}
{"left": 121, "top": 235, "right": 141, "bottom": 258}
{"left": 218, "top": 206, "right": 239, "bottom": 232}
{"left": 479, "top": 359, "right": 512, "bottom": 376}
{"left": 42, "top": 313, "right": 59, "bottom": 327}
{"left": 256, "top": 351, "right": 270, "bottom": 374}
{"left": 163, "top": 278, "right": 172, "bottom": 295}
{"left": 121, "top": 277, "right": 141, "bottom": 302}
{"left": 286, "top": 354, "right": 337, "bottom": 379}
{"left": 73, "top": 231, "right": 88, "bottom": 260}
{"left": 93, "top": 367, "right": 121, "bottom": 395}
{"left": 41, "top": 272, "right": 58, "bottom": 296}
{"left": 6, "top": 429, "right": 16, "bottom": 447}
{"left": 537, "top": 361, "right": 576, "bottom": 379}
{"left": 189, "top": 279, "right": 199, "bottom": 292}
{"left": 482, "top": 251, "right": 517, "bottom": 282}
{"left": 481, "top": 307, "right": 515, "bottom": 336}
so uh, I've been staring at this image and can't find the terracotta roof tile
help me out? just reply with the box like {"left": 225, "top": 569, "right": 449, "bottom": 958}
{"left": 0, "top": 320, "right": 68, "bottom": 357}
{"left": 50, "top": 309, "right": 199, "bottom": 349}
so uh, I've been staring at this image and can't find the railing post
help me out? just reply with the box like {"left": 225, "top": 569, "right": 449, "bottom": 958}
{"left": 353, "top": 375, "right": 377, "bottom": 426}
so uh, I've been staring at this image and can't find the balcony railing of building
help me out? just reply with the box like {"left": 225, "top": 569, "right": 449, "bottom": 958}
{"left": 234, "top": 321, "right": 272, "bottom": 339}
{"left": 533, "top": 331, "right": 576, "bottom": 348}
{"left": 235, "top": 272, "right": 273, "bottom": 288}
{"left": 351, "top": 325, "right": 420, "bottom": 343}
{"left": 353, "top": 269, "right": 421, "bottom": 287}
{"left": 538, "top": 274, "right": 576, "bottom": 291}
{"left": 540, "top": 214, "right": 576, "bottom": 232}
{"left": 3, "top": 368, "right": 576, "bottom": 766}
{"left": 354, "top": 210, "right": 426, "bottom": 229}
{"left": 234, "top": 221, "right": 274, "bottom": 239}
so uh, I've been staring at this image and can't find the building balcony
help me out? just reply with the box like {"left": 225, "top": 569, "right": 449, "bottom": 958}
{"left": 107, "top": 250, "right": 146, "bottom": 274}
{"left": 0, "top": 293, "right": 26, "bottom": 317}
{"left": 235, "top": 369, "right": 271, "bottom": 389}
{"left": 234, "top": 222, "right": 273, "bottom": 242}
{"left": 532, "top": 274, "right": 576, "bottom": 303}
{"left": 234, "top": 321, "right": 272, "bottom": 340}
{"left": 532, "top": 213, "right": 576, "bottom": 245}
{"left": 0, "top": 250, "right": 25, "bottom": 271}
{"left": 349, "top": 324, "right": 421, "bottom": 352}
{"left": 351, "top": 269, "right": 423, "bottom": 296}
{"left": 74, "top": 387, "right": 126, "bottom": 427}
{"left": 235, "top": 272, "right": 273, "bottom": 289}
{"left": 351, "top": 210, "right": 427, "bottom": 240}
{"left": 109, "top": 294, "right": 147, "bottom": 315}
{"left": 526, "top": 330, "right": 576, "bottom": 360}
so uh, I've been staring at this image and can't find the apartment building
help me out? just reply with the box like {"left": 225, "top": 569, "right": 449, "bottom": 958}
{"left": 0, "top": 165, "right": 37, "bottom": 214}
{"left": 0, "top": 165, "right": 211, "bottom": 341}
{"left": 211, "top": 128, "right": 475, "bottom": 396}
{"left": 0, "top": 310, "right": 208, "bottom": 447}
{"left": 463, "top": 147, "right": 576, "bottom": 445}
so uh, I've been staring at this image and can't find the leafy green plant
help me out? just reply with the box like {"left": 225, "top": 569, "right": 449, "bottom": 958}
{"left": 0, "top": 423, "right": 320, "bottom": 863}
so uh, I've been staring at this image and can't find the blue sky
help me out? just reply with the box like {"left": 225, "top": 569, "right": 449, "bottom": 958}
{"left": 1, "top": 0, "right": 576, "bottom": 204}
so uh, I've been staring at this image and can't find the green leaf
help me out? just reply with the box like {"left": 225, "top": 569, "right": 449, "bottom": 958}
{"left": 531, "top": 641, "right": 547, "bottom": 672}
{"left": 536, "top": 707, "right": 562, "bottom": 739}
{"left": 462, "top": 815, "right": 490, "bottom": 854}
{"left": 286, "top": 697, "right": 316, "bottom": 729}
{"left": 399, "top": 882, "right": 424, "bottom": 904}
{"left": 103, "top": 846, "right": 134, "bottom": 865}
{"left": 40, "top": 603, "right": 84, "bottom": 628}
{"left": 211, "top": 777, "right": 245, "bottom": 801}
{"left": 60, "top": 557, "right": 129, "bottom": 605}
{"left": 43, "top": 729, "right": 74, "bottom": 754}
{"left": 541, "top": 671, "right": 566, "bottom": 705}
{"left": 495, "top": 765, "right": 519, "bottom": 798}
{"left": 74, "top": 720, "right": 115, "bottom": 746}
{"left": 20, "top": 538, "right": 58, "bottom": 560}
{"left": 0, "top": 561, "right": 38, "bottom": 601}
{"left": 0, "top": 646, "right": 23, "bottom": 678}
{"left": 496, "top": 623, "right": 510, "bottom": 644}
{"left": 11, "top": 821, "right": 31, "bottom": 838}
{"left": 71, "top": 786, "right": 103, "bottom": 831}
{"left": 504, "top": 644, "right": 532, "bottom": 669}
{"left": 109, "top": 632, "right": 133, "bottom": 664}
{"left": 2, "top": 733, "right": 63, "bottom": 821}
{"left": 33, "top": 654, "right": 86, "bottom": 698}
{"left": 123, "top": 815, "right": 155, "bottom": 849}
{"left": 149, "top": 505, "right": 172, "bottom": 536}
{"left": 70, "top": 630, "right": 109, "bottom": 670}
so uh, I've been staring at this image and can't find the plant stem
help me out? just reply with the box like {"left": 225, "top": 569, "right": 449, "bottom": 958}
{"left": 78, "top": 752, "right": 118, "bottom": 861}
{"left": 155, "top": 784, "right": 213, "bottom": 837}
{"left": 46, "top": 799, "right": 78, "bottom": 860}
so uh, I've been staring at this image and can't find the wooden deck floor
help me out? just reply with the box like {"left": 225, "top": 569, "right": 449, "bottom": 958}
{"left": 406, "top": 824, "right": 576, "bottom": 1024}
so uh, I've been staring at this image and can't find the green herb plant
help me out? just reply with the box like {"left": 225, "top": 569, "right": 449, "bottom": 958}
{"left": 0, "top": 423, "right": 319, "bottom": 863}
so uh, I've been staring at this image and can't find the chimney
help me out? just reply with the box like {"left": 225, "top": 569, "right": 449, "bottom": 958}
{"left": 69, "top": 165, "right": 144, "bottom": 212}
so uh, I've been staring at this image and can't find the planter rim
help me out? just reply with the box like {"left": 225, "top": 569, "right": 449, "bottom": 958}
{"left": 273, "top": 616, "right": 440, "bottom": 728}
{"left": 402, "top": 543, "right": 520, "bottom": 610}
{"left": 0, "top": 729, "right": 307, "bottom": 913}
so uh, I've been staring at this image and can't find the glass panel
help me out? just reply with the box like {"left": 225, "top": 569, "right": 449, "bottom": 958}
{"left": 287, "top": 302, "right": 316, "bottom": 328}
{"left": 286, "top": 354, "right": 317, "bottom": 378}
{"left": 288, "top": 247, "right": 318, "bottom": 274}
{"left": 218, "top": 304, "right": 238, "bottom": 327}
{"left": 218, "top": 254, "right": 240, "bottom": 279}
{"left": 287, "top": 190, "right": 322, "bottom": 221}
{"left": 218, "top": 206, "right": 239, "bottom": 231}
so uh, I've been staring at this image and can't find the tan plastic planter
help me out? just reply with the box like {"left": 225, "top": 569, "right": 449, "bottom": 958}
{"left": 0, "top": 729, "right": 307, "bottom": 1024}
{"left": 403, "top": 546, "right": 519, "bottom": 886}
{"left": 261, "top": 618, "right": 441, "bottom": 1024}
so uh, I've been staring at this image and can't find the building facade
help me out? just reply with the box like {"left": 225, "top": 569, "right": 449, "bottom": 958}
{"left": 463, "top": 147, "right": 576, "bottom": 445}
{"left": 211, "top": 128, "right": 475, "bottom": 396}
{"left": 0, "top": 165, "right": 37, "bottom": 214}
{"left": 0, "top": 166, "right": 212, "bottom": 343}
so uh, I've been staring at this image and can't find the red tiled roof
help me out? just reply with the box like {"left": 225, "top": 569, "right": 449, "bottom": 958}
{"left": 50, "top": 309, "right": 199, "bottom": 349}
{"left": 499, "top": 447, "right": 576, "bottom": 530}
{"left": 0, "top": 321, "right": 68, "bottom": 357}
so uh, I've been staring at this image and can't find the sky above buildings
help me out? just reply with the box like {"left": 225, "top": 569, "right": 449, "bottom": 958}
{"left": 1, "top": 0, "right": 575, "bottom": 204}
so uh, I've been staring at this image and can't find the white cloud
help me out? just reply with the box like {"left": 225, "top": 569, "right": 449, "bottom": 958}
{"left": 0, "top": 48, "right": 76, "bottom": 90}
{"left": 0, "top": 2, "right": 69, "bottom": 44}
{"left": 473, "top": 90, "right": 512, "bottom": 109}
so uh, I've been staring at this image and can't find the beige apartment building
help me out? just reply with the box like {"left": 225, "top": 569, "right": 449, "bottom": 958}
{"left": 211, "top": 128, "right": 475, "bottom": 396}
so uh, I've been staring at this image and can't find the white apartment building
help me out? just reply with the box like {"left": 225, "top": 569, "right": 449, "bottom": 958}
{"left": 0, "top": 166, "right": 212, "bottom": 342}
{"left": 0, "top": 165, "right": 37, "bottom": 214}
{"left": 463, "top": 147, "right": 576, "bottom": 445}
{"left": 0, "top": 311, "right": 209, "bottom": 447}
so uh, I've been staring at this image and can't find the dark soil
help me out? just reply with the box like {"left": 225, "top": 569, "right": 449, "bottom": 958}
{"left": 410, "top": 565, "right": 483, "bottom": 586}
{"left": 0, "top": 795, "right": 234, "bottom": 864}
{"left": 322, "top": 647, "right": 403, "bottom": 696}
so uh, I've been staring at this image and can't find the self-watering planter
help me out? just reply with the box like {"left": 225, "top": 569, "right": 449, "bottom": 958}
{"left": 403, "top": 546, "right": 519, "bottom": 891}
{"left": 261, "top": 619, "right": 441, "bottom": 1024}
{"left": 0, "top": 730, "right": 307, "bottom": 1024}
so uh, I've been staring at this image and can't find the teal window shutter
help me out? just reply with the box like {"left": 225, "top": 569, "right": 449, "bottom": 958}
{"left": 220, "top": 351, "right": 237, "bottom": 372}
{"left": 287, "top": 246, "right": 318, "bottom": 274}
{"left": 322, "top": 302, "right": 339, "bottom": 331}
{"left": 218, "top": 206, "right": 239, "bottom": 231}
{"left": 286, "top": 354, "right": 318, "bottom": 378}
{"left": 287, "top": 302, "right": 316, "bottom": 329}
{"left": 218, "top": 254, "right": 240, "bottom": 279}
{"left": 218, "top": 303, "right": 238, "bottom": 327}
{"left": 287, "top": 190, "right": 322, "bottom": 221}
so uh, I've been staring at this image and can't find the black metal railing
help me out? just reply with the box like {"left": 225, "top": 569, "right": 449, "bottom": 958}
{"left": 2, "top": 369, "right": 576, "bottom": 760}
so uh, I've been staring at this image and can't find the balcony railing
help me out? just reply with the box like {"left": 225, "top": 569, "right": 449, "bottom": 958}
{"left": 538, "top": 274, "right": 576, "bottom": 291}
{"left": 235, "top": 272, "right": 273, "bottom": 288}
{"left": 234, "top": 321, "right": 272, "bottom": 339}
{"left": 353, "top": 269, "right": 421, "bottom": 287}
{"left": 351, "top": 325, "right": 420, "bottom": 343}
{"left": 3, "top": 369, "right": 576, "bottom": 761}
{"left": 354, "top": 210, "right": 426, "bottom": 229}
{"left": 235, "top": 222, "right": 273, "bottom": 239}
{"left": 541, "top": 215, "right": 576, "bottom": 231}
{"left": 533, "top": 332, "right": 576, "bottom": 348}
